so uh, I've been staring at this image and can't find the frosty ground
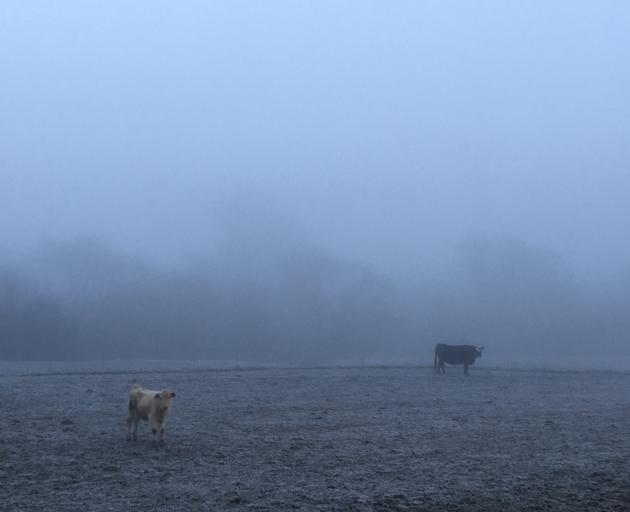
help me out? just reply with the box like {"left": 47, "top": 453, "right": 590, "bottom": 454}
{"left": 1, "top": 366, "right": 629, "bottom": 511}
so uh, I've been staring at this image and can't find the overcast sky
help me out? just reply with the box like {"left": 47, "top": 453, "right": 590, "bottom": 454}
{"left": 2, "top": 1, "right": 629, "bottom": 284}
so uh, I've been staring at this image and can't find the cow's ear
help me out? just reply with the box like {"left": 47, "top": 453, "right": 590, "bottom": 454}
{"left": 155, "top": 393, "right": 161, "bottom": 399}
{"left": 170, "top": 392, "right": 176, "bottom": 398}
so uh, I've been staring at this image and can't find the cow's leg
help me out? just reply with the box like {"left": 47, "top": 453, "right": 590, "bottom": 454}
{"left": 464, "top": 363, "right": 469, "bottom": 375}
{"left": 158, "top": 426, "right": 166, "bottom": 446}
{"left": 127, "top": 395, "right": 139, "bottom": 441}
{"left": 129, "top": 416, "right": 140, "bottom": 441}
{"left": 151, "top": 419, "right": 164, "bottom": 447}
{"left": 151, "top": 425, "right": 159, "bottom": 446}
{"left": 440, "top": 360, "right": 445, "bottom": 374}
{"left": 127, "top": 412, "right": 137, "bottom": 441}
{"left": 126, "top": 413, "right": 133, "bottom": 440}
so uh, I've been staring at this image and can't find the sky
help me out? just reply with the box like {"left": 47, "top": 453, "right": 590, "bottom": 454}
{"left": 1, "top": 2, "right": 630, "bottom": 364}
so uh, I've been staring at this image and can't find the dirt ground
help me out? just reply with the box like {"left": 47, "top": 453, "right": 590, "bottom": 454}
{"left": 1, "top": 366, "right": 630, "bottom": 511}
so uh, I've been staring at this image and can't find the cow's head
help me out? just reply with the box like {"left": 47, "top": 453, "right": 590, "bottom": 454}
{"left": 154, "top": 389, "right": 176, "bottom": 410}
{"left": 476, "top": 346, "right": 484, "bottom": 358}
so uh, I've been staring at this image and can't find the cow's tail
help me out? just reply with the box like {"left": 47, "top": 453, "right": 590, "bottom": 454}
{"left": 128, "top": 395, "right": 137, "bottom": 412}
{"left": 128, "top": 384, "right": 141, "bottom": 412}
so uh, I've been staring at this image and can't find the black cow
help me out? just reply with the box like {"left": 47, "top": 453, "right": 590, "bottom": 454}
{"left": 434, "top": 343, "right": 484, "bottom": 375}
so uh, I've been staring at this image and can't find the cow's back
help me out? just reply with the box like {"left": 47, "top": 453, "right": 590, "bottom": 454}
{"left": 435, "top": 344, "right": 478, "bottom": 364}
{"left": 129, "top": 385, "right": 158, "bottom": 416}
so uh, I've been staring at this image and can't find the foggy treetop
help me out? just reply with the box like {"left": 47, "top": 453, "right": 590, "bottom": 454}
{"left": 1, "top": 2, "right": 629, "bottom": 365}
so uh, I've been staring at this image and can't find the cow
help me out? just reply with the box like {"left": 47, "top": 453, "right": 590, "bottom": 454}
{"left": 126, "top": 384, "right": 176, "bottom": 446}
{"left": 434, "top": 343, "right": 484, "bottom": 375}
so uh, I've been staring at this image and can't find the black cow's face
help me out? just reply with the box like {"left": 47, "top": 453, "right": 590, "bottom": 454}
{"left": 476, "top": 346, "right": 484, "bottom": 358}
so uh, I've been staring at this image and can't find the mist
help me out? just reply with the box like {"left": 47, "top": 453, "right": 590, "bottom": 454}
{"left": 2, "top": 1, "right": 630, "bottom": 367}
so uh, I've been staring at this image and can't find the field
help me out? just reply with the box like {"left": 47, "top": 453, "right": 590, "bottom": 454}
{"left": 2, "top": 366, "right": 630, "bottom": 511}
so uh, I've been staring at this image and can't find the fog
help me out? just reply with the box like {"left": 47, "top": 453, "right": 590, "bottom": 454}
{"left": 2, "top": 2, "right": 630, "bottom": 366}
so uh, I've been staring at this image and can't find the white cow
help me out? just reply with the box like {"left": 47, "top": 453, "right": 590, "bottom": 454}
{"left": 126, "top": 384, "right": 176, "bottom": 446}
